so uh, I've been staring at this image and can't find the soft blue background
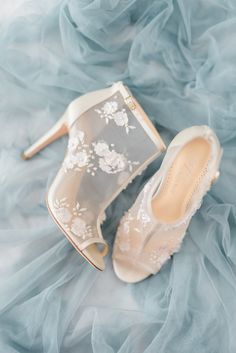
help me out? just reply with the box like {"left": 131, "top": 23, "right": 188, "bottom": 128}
{"left": 0, "top": 0, "right": 236, "bottom": 352}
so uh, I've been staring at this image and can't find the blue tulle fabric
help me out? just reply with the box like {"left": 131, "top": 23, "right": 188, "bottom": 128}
{"left": 0, "top": 1, "right": 236, "bottom": 352}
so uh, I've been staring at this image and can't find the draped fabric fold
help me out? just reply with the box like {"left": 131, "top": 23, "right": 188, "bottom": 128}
{"left": 0, "top": 0, "right": 236, "bottom": 352}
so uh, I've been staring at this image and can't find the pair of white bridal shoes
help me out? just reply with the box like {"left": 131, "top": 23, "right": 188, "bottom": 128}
{"left": 22, "top": 82, "right": 222, "bottom": 283}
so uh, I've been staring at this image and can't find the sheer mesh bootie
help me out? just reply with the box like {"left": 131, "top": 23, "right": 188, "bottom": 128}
{"left": 113, "top": 125, "right": 222, "bottom": 281}
{"left": 22, "top": 82, "right": 166, "bottom": 270}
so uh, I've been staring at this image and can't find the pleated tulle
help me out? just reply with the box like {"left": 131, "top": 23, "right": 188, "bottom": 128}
{"left": 1, "top": 0, "right": 236, "bottom": 352}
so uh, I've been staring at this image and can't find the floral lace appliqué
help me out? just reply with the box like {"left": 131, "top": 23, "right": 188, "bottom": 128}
{"left": 93, "top": 141, "right": 139, "bottom": 174}
{"left": 63, "top": 129, "right": 97, "bottom": 175}
{"left": 93, "top": 141, "right": 126, "bottom": 174}
{"left": 53, "top": 198, "right": 93, "bottom": 241}
{"left": 63, "top": 128, "right": 139, "bottom": 176}
{"left": 116, "top": 210, "right": 134, "bottom": 253}
{"left": 149, "top": 246, "right": 171, "bottom": 267}
{"left": 53, "top": 198, "right": 72, "bottom": 225}
{"left": 71, "top": 217, "right": 93, "bottom": 240}
{"left": 94, "top": 98, "right": 136, "bottom": 134}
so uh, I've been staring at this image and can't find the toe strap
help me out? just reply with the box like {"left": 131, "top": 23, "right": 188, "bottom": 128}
{"left": 113, "top": 252, "right": 157, "bottom": 274}
{"left": 113, "top": 248, "right": 170, "bottom": 275}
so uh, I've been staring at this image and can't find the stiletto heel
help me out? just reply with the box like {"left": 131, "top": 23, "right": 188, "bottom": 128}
{"left": 22, "top": 81, "right": 166, "bottom": 270}
{"left": 21, "top": 115, "right": 68, "bottom": 160}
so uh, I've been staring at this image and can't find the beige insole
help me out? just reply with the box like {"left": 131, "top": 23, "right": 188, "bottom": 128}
{"left": 152, "top": 138, "right": 211, "bottom": 223}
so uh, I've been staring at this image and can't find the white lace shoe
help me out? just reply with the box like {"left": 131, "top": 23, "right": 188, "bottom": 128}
{"left": 22, "top": 81, "right": 166, "bottom": 270}
{"left": 112, "top": 125, "right": 222, "bottom": 282}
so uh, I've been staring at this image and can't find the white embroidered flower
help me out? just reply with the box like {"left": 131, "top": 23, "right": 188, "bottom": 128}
{"left": 72, "top": 202, "right": 87, "bottom": 217}
{"left": 102, "top": 101, "right": 118, "bottom": 115}
{"left": 99, "top": 151, "right": 127, "bottom": 174}
{"left": 93, "top": 141, "right": 109, "bottom": 157}
{"left": 71, "top": 217, "right": 90, "bottom": 239}
{"left": 64, "top": 149, "right": 89, "bottom": 172}
{"left": 71, "top": 127, "right": 85, "bottom": 141}
{"left": 77, "top": 130, "right": 85, "bottom": 142}
{"left": 98, "top": 158, "right": 111, "bottom": 173}
{"left": 113, "top": 111, "right": 128, "bottom": 126}
{"left": 104, "top": 150, "right": 126, "bottom": 170}
{"left": 95, "top": 98, "right": 136, "bottom": 133}
{"left": 149, "top": 247, "right": 170, "bottom": 265}
{"left": 74, "top": 151, "right": 89, "bottom": 167}
{"left": 63, "top": 125, "right": 138, "bottom": 176}
{"left": 63, "top": 155, "right": 75, "bottom": 170}
{"left": 137, "top": 208, "right": 151, "bottom": 226}
{"left": 68, "top": 137, "right": 79, "bottom": 151}
{"left": 55, "top": 207, "right": 72, "bottom": 224}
